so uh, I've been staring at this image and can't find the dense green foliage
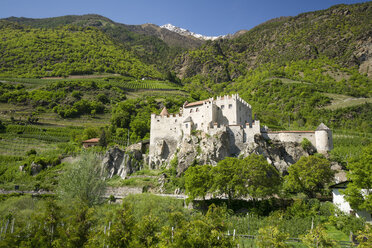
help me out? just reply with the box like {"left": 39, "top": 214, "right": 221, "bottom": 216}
{"left": 57, "top": 152, "right": 106, "bottom": 207}
{"left": 343, "top": 144, "right": 372, "bottom": 212}
{"left": 284, "top": 156, "right": 335, "bottom": 198}
{"left": 185, "top": 155, "right": 281, "bottom": 204}
{"left": 0, "top": 194, "right": 363, "bottom": 247}
{"left": 110, "top": 96, "right": 190, "bottom": 142}
{"left": 177, "top": 2, "right": 372, "bottom": 81}
{"left": 0, "top": 22, "right": 161, "bottom": 78}
{"left": 4, "top": 14, "right": 192, "bottom": 73}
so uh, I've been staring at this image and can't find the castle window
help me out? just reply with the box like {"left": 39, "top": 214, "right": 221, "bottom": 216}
{"left": 190, "top": 109, "right": 193, "bottom": 113}
{"left": 157, "top": 120, "right": 160, "bottom": 122}
{"left": 221, "top": 105, "right": 225, "bottom": 109}
{"left": 195, "top": 124, "right": 198, "bottom": 128}
{"left": 175, "top": 119, "right": 177, "bottom": 123}
{"left": 229, "top": 104, "right": 232, "bottom": 109}
{"left": 185, "top": 124, "right": 188, "bottom": 128}
{"left": 196, "top": 108, "right": 199, "bottom": 112}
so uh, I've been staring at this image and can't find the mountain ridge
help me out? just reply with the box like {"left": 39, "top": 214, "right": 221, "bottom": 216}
{"left": 160, "top": 23, "right": 225, "bottom": 41}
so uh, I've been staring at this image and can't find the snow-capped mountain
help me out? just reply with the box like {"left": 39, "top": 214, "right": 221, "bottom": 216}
{"left": 160, "top": 24, "right": 225, "bottom": 41}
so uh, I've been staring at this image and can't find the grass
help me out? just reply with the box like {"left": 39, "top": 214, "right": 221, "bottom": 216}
{"left": 126, "top": 89, "right": 189, "bottom": 99}
{"left": 330, "top": 129, "right": 371, "bottom": 164}
{"left": 106, "top": 175, "right": 159, "bottom": 188}
{"left": 323, "top": 93, "right": 372, "bottom": 110}
{"left": 0, "top": 134, "right": 58, "bottom": 156}
{"left": 266, "top": 77, "right": 311, "bottom": 85}
{"left": 324, "top": 224, "right": 350, "bottom": 241}
{"left": 131, "top": 169, "right": 163, "bottom": 176}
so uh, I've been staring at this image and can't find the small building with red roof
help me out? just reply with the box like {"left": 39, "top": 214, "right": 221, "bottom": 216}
{"left": 82, "top": 138, "right": 100, "bottom": 148}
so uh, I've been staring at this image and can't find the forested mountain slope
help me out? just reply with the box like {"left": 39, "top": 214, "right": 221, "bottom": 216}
{"left": 174, "top": 2, "right": 372, "bottom": 81}
{"left": 4, "top": 14, "right": 203, "bottom": 71}
{"left": 0, "top": 21, "right": 161, "bottom": 78}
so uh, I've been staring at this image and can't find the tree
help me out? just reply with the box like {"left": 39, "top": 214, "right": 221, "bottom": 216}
{"left": 99, "top": 129, "right": 108, "bottom": 147}
{"left": 356, "top": 224, "right": 372, "bottom": 248}
{"left": 0, "top": 119, "right": 6, "bottom": 133}
{"left": 184, "top": 164, "right": 213, "bottom": 202}
{"left": 57, "top": 152, "right": 106, "bottom": 207}
{"left": 211, "top": 155, "right": 281, "bottom": 205}
{"left": 106, "top": 202, "right": 136, "bottom": 248}
{"left": 284, "top": 156, "right": 334, "bottom": 198}
{"left": 255, "top": 225, "right": 289, "bottom": 248}
{"left": 343, "top": 144, "right": 372, "bottom": 212}
{"left": 211, "top": 157, "right": 244, "bottom": 205}
{"left": 159, "top": 204, "right": 235, "bottom": 248}
{"left": 301, "top": 225, "right": 336, "bottom": 248}
{"left": 240, "top": 154, "right": 281, "bottom": 199}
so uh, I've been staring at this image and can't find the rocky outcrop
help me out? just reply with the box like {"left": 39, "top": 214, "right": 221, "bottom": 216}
{"left": 241, "top": 134, "right": 312, "bottom": 173}
{"left": 102, "top": 146, "right": 142, "bottom": 179}
{"left": 30, "top": 162, "right": 42, "bottom": 176}
{"left": 177, "top": 131, "right": 230, "bottom": 174}
{"left": 152, "top": 130, "right": 313, "bottom": 175}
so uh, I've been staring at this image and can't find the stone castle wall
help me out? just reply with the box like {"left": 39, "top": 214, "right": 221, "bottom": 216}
{"left": 149, "top": 94, "right": 333, "bottom": 165}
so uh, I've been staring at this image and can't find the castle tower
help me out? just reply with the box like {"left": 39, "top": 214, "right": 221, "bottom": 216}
{"left": 315, "top": 123, "right": 333, "bottom": 153}
{"left": 183, "top": 116, "right": 193, "bottom": 137}
{"left": 160, "top": 107, "right": 169, "bottom": 116}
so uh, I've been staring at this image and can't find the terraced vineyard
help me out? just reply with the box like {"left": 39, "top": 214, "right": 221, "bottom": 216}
{"left": 0, "top": 124, "right": 83, "bottom": 156}
{"left": 120, "top": 80, "right": 182, "bottom": 90}
{"left": 0, "top": 134, "right": 58, "bottom": 156}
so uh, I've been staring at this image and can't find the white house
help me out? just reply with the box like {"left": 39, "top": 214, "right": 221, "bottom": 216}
{"left": 331, "top": 181, "right": 372, "bottom": 223}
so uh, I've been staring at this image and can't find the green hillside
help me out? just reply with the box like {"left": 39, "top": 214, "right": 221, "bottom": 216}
{"left": 0, "top": 21, "right": 162, "bottom": 78}
{"left": 174, "top": 2, "right": 372, "bottom": 82}
{"left": 4, "top": 14, "right": 196, "bottom": 72}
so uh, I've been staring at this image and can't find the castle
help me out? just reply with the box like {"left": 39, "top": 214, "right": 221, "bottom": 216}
{"left": 149, "top": 94, "right": 333, "bottom": 164}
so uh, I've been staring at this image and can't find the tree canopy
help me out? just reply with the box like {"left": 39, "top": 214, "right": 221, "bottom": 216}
{"left": 284, "top": 156, "right": 334, "bottom": 198}
{"left": 343, "top": 144, "right": 372, "bottom": 212}
{"left": 184, "top": 154, "right": 281, "bottom": 204}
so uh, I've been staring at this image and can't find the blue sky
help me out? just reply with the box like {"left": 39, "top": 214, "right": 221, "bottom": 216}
{"left": 1, "top": 0, "right": 370, "bottom": 36}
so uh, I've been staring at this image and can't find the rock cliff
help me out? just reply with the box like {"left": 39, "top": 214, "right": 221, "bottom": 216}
{"left": 150, "top": 130, "right": 313, "bottom": 175}
{"left": 101, "top": 145, "right": 143, "bottom": 179}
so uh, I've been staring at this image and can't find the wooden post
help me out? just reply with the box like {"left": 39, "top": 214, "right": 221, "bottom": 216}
{"left": 171, "top": 226, "right": 174, "bottom": 243}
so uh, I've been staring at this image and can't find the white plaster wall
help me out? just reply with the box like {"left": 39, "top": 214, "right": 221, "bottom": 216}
{"left": 333, "top": 189, "right": 353, "bottom": 214}
{"left": 244, "top": 120, "right": 261, "bottom": 143}
{"left": 333, "top": 189, "right": 372, "bottom": 222}
{"left": 149, "top": 114, "right": 183, "bottom": 157}
{"left": 236, "top": 97, "right": 252, "bottom": 126}
{"left": 215, "top": 95, "right": 237, "bottom": 125}
{"left": 315, "top": 130, "right": 333, "bottom": 153}
{"left": 268, "top": 132, "right": 316, "bottom": 147}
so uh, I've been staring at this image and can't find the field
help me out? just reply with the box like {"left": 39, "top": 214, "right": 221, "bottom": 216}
{"left": 323, "top": 93, "right": 372, "bottom": 110}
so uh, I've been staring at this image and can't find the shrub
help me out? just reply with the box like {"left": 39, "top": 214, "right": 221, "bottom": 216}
{"left": 26, "top": 149, "right": 37, "bottom": 156}
{"left": 301, "top": 138, "right": 313, "bottom": 151}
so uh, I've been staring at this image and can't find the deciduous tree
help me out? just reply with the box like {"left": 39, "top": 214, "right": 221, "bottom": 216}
{"left": 284, "top": 156, "right": 334, "bottom": 198}
{"left": 343, "top": 144, "right": 372, "bottom": 212}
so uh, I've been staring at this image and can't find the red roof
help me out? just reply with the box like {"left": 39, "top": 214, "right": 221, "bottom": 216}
{"left": 160, "top": 107, "right": 169, "bottom": 116}
{"left": 184, "top": 100, "right": 210, "bottom": 108}
{"left": 83, "top": 138, "right": 100, "bottom": 143}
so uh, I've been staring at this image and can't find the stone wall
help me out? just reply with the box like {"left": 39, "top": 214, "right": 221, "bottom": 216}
{"left": 267, "top": 131, "right": 316, "bottom": 146}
